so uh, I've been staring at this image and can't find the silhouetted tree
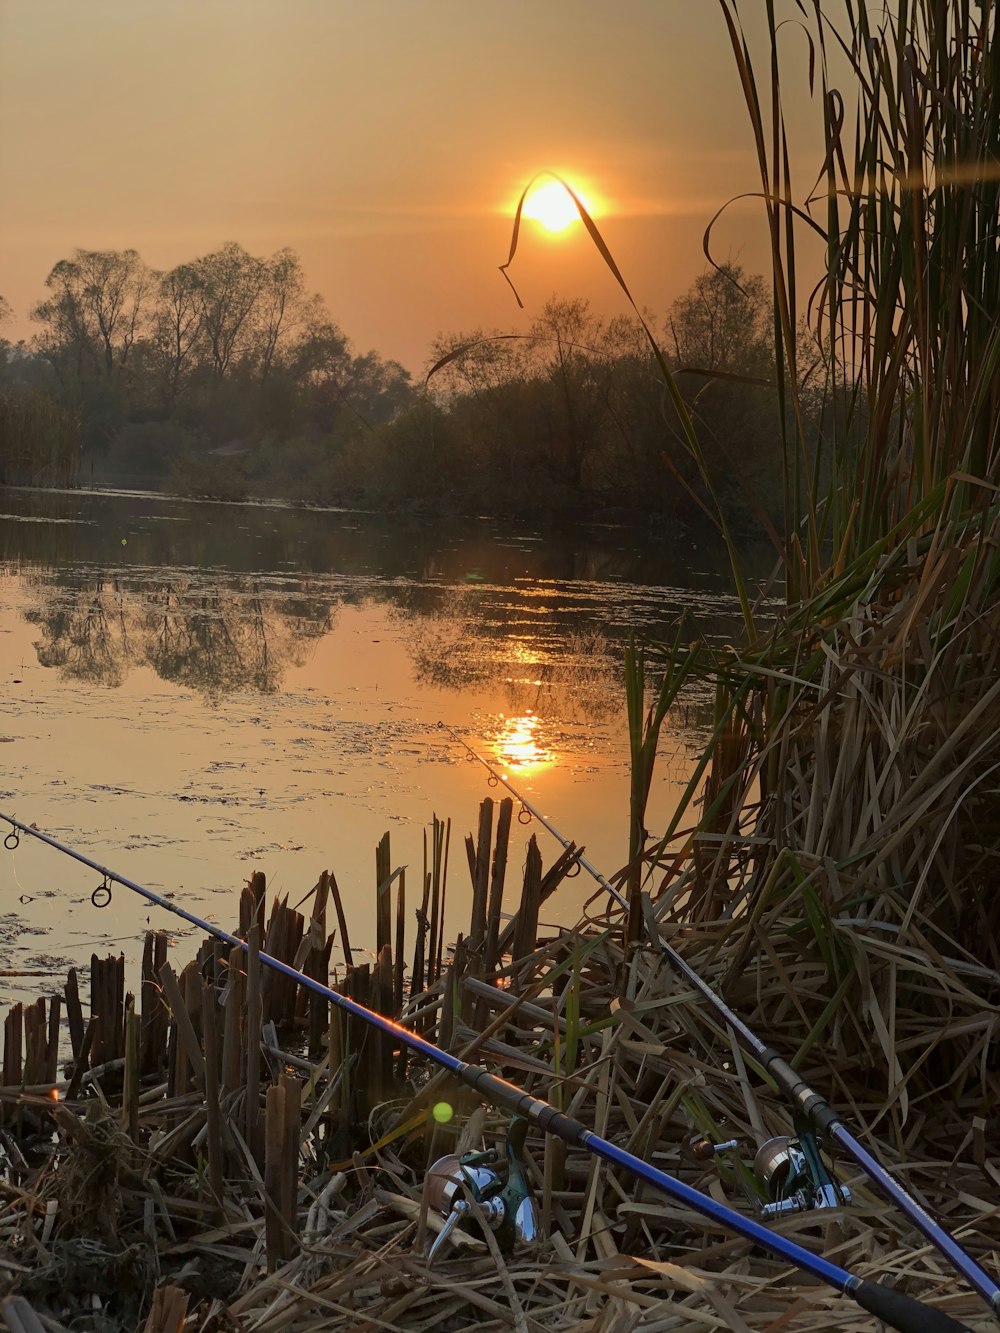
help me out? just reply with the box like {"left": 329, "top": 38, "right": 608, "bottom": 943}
{"left": 665, "top": 263, "right": 782, "bottom": 527}
{"left": 190, "top": 242, "right": 266, "bottom": 380}
{"left": 32, "top": 249, "right": 153, "bottom": 382}
{"left": 152, "top": 263, "right": 202, "bottom": 407}
{"left": 666, "top": 263, "right": 772, "bottom": 378}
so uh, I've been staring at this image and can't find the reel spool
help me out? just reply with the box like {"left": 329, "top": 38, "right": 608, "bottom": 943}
{"left": 425, "top": 1116, "right": 539, "bottom": 1263}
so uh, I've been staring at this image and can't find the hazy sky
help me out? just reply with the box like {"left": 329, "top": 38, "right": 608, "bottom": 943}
{"left": 0, "top": 1, "right": 816, "bottom": 374}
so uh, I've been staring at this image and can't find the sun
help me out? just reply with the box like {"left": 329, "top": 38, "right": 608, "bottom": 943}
{"left": 522, "top": 180, "right": 584, "bottom": 233}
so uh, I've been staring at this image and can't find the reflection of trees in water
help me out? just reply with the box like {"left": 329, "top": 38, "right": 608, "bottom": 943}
{"left": 395, "top": 587, "right": 621, "bottom": 720}
{"left": 27, "top": 579, "right": 133, "bottom": 687}
{"left": 498, "top": 632, "right": 621, "bottom": 721}
{"left": 23, "top": 564, "right": 723, "bottom": 722}
{"left": 145, "top": 582, "right": 282, "bottom": 696}
{"left": 26, "top": 575, "right": 337, "bottom": 698}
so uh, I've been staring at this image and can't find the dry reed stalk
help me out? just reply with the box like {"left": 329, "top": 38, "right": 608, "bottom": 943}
{"left": 142, "top": 1285, "right": 189, "bottom": 1332}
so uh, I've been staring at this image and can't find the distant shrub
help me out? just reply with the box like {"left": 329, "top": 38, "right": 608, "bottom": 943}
{"left": 102, "top": 421, "right": 198, "bottom": 481}
{"left": 169, "top": 446, "right": 253, "bottom": 502}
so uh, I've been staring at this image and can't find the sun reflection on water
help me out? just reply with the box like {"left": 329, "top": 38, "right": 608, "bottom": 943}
{"left": 495, "top": 712, "right": 553, "bottom": 773}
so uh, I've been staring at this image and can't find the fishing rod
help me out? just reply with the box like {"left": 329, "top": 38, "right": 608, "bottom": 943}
{"left": 445, "top": 727, "right": 1000, "bottom": 1323}
{"left": 0, "top": 810, "right": 973, "bottom": 1333}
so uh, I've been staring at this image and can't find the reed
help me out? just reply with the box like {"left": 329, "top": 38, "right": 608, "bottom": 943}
{"left": 0, "top": 389, "right": 80, "bottom": 487}
{"left": 621, "top": 0, "right": 1000, "bottom": 1166}
{"left": 502, "top": 1, "right": 1000, "bottom": 1244}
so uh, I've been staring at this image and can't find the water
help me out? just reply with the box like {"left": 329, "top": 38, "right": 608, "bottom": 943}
{"left": 0, "top": 486, "right": 766, "bottom": 1004}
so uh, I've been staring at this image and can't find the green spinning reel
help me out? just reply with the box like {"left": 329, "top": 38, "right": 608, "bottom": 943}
{"left": 425, "top": 1116, "right": 539, "bottom": 1263}
{"left": 753, "top": 1125, "right": 852, "bottom": 1218}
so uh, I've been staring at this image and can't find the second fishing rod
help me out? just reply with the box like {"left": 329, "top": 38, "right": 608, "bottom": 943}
{"left": 446, "top": 724, "right": 1000, "bottom": 1322}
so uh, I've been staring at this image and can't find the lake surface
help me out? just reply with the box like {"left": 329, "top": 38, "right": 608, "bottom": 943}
{"left": 0, "top": 486, "right": 767, "bottom": 1005}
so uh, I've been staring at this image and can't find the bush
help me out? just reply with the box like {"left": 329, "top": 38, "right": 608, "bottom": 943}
{"left": 101, "top": 421, "right": 198, "bottom": 483}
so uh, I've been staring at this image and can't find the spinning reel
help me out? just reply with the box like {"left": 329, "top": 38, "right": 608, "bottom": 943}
{"left": 425, "top": 1116, "right": 539, "bottom": 1263}
{"left": 753, "top": 1126, "right": 852, "bottom": 1219}
{"left": 694, "top": 1123, "right": 851, "bottom": 1220}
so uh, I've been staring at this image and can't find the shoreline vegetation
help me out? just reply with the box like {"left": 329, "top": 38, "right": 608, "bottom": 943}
{"left": 0, "top": 251, "right": 814, "bottom": 535}
{"left": 0, "top": 808, "right": 995, "bottom": 1331}
{"left": 1, "top": 1, "right": 999, "bottom": 1329}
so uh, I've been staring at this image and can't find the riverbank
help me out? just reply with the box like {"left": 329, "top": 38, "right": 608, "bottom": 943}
{"left": 0, "top": 804, "right": 995, "bottom": 1331}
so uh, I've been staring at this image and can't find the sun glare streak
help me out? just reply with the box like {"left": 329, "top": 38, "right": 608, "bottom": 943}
{"left": 496, "top": 712, "right": 553, "bottom": 773}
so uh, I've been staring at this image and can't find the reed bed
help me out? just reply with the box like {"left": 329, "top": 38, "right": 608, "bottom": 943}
{"left": 627, "top": 0, "right": 1000, "bottom": 1126}
{"left": 0, "top": 797, "right": 995, "bottom": 1330}
{"left": 0, "top": 390, "right": 80, "bottom": 488}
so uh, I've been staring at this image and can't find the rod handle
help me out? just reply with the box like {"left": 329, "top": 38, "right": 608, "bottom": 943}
{"left": 853, "top": 1280, "right": 973, "bottom": 1333}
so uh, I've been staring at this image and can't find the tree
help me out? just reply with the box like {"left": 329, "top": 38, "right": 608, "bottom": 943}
{"left": 190, "top": 242, "right": 266, "bottom": 379}
{"left": 665, "top": 264, "right": 784, "bottom": 526}
{"left": 666, "top": 263, "right": 772, "bottom": 379}
{"left": 152, "top": 263, "right": 202, "bottom": 406}
{"left": 32, "top": 249, "right": 153, "bottom": 381}
{"left": 339, "top": 351, "right": 412, "bottom": 430}
{"left": 0, "top": 296, "right": 13, "bottom": 374}
{"left": 32, "top": 259, "right": 101, "bottom": 384}
{"left": 426, "top": 327, "right": 532, "bottom": 399}
{"left": 527, "top": 298, "right": 612, "bottom": 494}
{"left": 257, "top": 248, "right": 317, "bottom": 382}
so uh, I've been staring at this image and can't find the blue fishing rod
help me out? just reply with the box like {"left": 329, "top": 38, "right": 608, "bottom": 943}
{"left": 444, "top": 727, "right": 1000, "bottom": 1324}
{"left": 0, "top": 808, "right": 975, "bottom": 1333}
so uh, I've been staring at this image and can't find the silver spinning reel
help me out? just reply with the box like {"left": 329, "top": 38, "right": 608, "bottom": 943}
{"left": 425, "top": 1116, "right": 539, "bottom": 1263}
{"left": 753, "top": 1131, "right": 852, "bottom": 1219}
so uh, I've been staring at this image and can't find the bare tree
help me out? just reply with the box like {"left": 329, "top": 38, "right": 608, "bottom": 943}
{"left": 32, "top": 249, "right": 154, "bottom": 381}
{"left": 152, "top": 263, "right": 202, "bottom": 404}
{"left": 427, "top": 327, "right": 532, "bottom": 399}
{"left": 666, "top": 263, "right": 772, "bottom": 378}
{"left": 257, "top": 248, "right": 314, "bottom": 381}
{"left": 191, "top": 242, "right": 266, "bottom": 378}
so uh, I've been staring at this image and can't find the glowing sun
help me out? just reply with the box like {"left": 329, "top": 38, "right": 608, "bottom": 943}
{"left": 522, "top": 180, "right": 585, "bottom": 233}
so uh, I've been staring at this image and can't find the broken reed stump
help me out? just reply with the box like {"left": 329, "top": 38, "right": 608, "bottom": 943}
{"left": 0, "top": 801, "right": 585, "bottom": 1114}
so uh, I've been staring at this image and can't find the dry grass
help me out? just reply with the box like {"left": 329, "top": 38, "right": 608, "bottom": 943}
{"left": 0, "top": 845, "right": 994, "bottom": 1330}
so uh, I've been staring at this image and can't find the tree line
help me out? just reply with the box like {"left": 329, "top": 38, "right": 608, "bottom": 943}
{"left": 0, "top": 246, "right": 819, "bottom": 531}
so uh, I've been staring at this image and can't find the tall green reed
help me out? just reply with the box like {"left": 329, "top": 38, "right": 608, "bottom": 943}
{"left": 719, "top": 0, "right": 1000, "bottom": 599}
{"left": 499, "top": 7, "right": 1000, "bottom": 944}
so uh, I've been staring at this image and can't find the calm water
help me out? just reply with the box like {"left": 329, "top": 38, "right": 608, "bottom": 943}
{"left": 0, "top": 486, "right": 766, "bottom": 1003}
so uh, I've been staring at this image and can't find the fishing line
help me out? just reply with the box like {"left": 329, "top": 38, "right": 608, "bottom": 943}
{"left": 4, "top": 828, "right": 118, "bottom": 913}
{"left": 0, "top": 808, "right": 974, "bottom": 1333}
{"left": 4, "top": 830, "right": 39, "bottom": 907}
{"left": 444, "top": 726, "right": 1000, "bottom": 1322}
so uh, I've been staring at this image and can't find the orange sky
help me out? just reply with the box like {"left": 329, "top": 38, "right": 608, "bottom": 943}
{"left": 0, "top": 1, "right": 819, "bottom": 374}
